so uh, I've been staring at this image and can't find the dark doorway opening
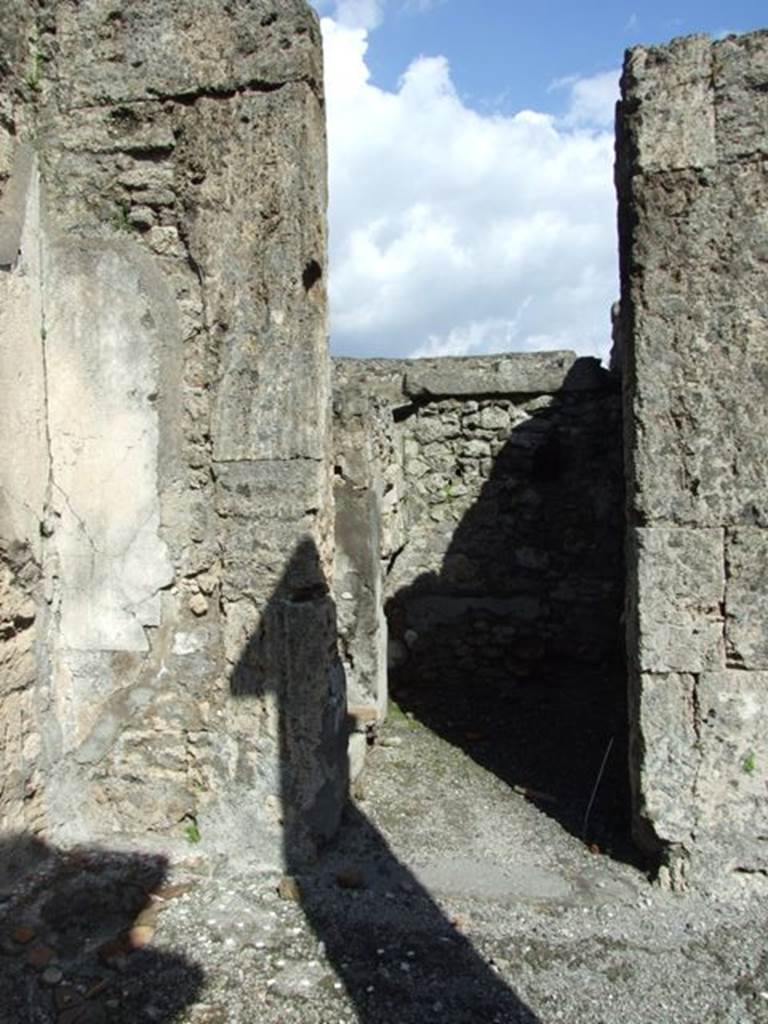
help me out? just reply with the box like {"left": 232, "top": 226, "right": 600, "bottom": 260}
{"left": 383, "top": 360, "right": 637, "bottom": 863}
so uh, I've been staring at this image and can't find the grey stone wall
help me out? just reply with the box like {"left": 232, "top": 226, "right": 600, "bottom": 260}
{"left": 618, "top": 31, "right": 768, "bottom": 887}
{"left": 333, "top": 352, "right": 624, "bottom": 712}
{"left": 0, "top": 0, "right": 345, "bottom": 867}
{"left": 2, "top": 5, "right": 765, "bottom": 892}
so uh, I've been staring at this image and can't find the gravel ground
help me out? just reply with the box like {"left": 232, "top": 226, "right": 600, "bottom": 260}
{"left": 1, "top": 706, "right": 767, "bottom": 1023}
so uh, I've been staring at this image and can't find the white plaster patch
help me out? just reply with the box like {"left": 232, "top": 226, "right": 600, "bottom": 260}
{"left": 44, "top": 241, "right": 174, "bottom": 651}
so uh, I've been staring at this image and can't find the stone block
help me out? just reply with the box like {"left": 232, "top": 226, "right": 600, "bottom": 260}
{"left": 726, "top": 529, "right": 768, "bottom": 669}
{"left": 624, "top": 159, "right": 768, "bottom": 526}
{"left": 696, "top": 671, "right": 768, "bottom": 841}
{"left": 621, "top": 35, "right": 716, "bottom": 173}
{"left": 215, "top": 460, "right": 326, "bottom": 523}
{"left": 218, "top": 519, "right": 328, "bottom": 606}
{"left": 478, "top": 405, "right": 510, "bottom": 431}
{"left": 631, "top": 527, "right": 724, "bottom": 673}
{"left": 55, "top": 0, "right": 323, "bottom": 110}
{"left": 631, "top": 672, "right": 699, "bottom": 844}
{"left": 177, "top": 85, "right": 328, "bottom": 465}
{"left": 713, "top": 32, "right": 768, "bottom": 162}
{"left": 403, "top": 352, "right": 608, "bottom": 398}
{"left": 53, "top": 104, "right": 177, "bottom": 158}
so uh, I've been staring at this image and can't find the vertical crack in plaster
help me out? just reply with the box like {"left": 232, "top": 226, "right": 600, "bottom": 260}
{"left": 32, "top": 158, "right": 62, "bottom": 799}
{"left": 36, "top": 162, "right": 56, "bottom": 561}
{"left": 52, "top": 482, "right": 98, "bottom": 557}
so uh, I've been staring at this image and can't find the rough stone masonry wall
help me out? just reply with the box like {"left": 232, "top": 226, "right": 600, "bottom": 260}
{"left": 617, "top": 31, "right": 768, "bottom": 887}
{"left": 333, "top": 353, "right": 624, "bottom": 714}
{"left": 0, "top": 0, "right": 345, "bottom": 867}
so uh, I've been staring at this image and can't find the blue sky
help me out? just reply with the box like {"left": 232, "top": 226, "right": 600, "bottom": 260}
{"left": 347, "top": 2, "right": 765, "bottom": 115}
{"left": 310, "top": 1, "right": 767, "bottom": 362}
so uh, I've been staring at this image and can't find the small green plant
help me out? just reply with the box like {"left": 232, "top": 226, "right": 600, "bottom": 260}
{"left": 111, "top": 201, "right": 132, "bottom": 233}
{"left": 183, "top": 819, "right": 201, "bottom": 844}
{"left": 25, "top": 51, "right": 44, "bottom": 92}
{"left": 387, "top": 698, "right": 419, "bottom": 731}
{"left": 742, "top": 752, "right": 756, "bottom": 775}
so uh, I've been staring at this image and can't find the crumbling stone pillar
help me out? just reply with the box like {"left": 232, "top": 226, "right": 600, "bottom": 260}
{"left": 617, "top": 31, "right": 768, "bottom": 886}
{"left": 0, "top": 0, "right": 345, "bottom": 867}
{"left": 332, "top": 365, "right": 399, "bottom": 779}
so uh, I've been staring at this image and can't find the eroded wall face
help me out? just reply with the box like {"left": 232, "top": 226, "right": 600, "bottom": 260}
{"left": 0, "top": 0, "right": 343, "bottom": 866}
{"left": 333, "top": 352, "right": 624, "bottom": 702}
{"left": 618, "top": 31, "right": 768, "bottom": 885}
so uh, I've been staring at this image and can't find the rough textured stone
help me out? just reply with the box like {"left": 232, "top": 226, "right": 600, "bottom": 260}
{"left": 714, "top": 32, "right": 768, "bottom": 161}
{"left": 619, "top": 33, "right": 768, "bottom": 530}
{"left": 630, "top": 528, "right": 724, "bottom": 674}
{"left": 696, "top": 671, "right": 768, "bottom": 872}
{"left": 2, "top": 8, "right": 767, "bottom": 897}
{"left": 620, "top": 35, "right": 716, "bottom": 173}
{"left": 0, "top": 544, "right": 43, "bottom": 832}
{"left": 402, "top": 351, "right": 604, "bottom": 399}
{"left": 619, "top": 29, "right": 768, "bottom": 883}
{"left": 620, "top": 160, "right": 768, "bottom": 527}
{"left": 0, "top": 0, "right": 343, "bottom": 867}
{"left": 54, "top": 0, "right": 322, "bottom": 110}
{"left": 332, "top": 384, "right": 390, "bottom": 729}
{"left": 333, "top": 355, "right": 624, "bottom": 693}
{"left": 629, "top": 672, "right": 699, "bottom": 848}
{"left": 725, "top": 528, "right": 768, "bottom": 669}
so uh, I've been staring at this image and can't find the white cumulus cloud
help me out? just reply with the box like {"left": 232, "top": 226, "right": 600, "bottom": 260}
{"left": 321, "top": 17, "right": 620, "bottom": 362}
{"left": 552, "top": 69, "right": 619, "bottom": 128}
{"left": 315, "top": 0, "right": 443, "bottom": 26}
{"left": 316, "top": 0, "right": 383, "bottom": 30}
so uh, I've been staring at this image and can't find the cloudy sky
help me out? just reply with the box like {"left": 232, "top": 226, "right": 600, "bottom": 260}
{"left": 311, "top": 0, "right": 766, "bottom": 363}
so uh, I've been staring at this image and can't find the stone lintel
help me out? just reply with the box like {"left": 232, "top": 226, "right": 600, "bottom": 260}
{"left": 333, "top": 353, "right": 614, "bottom": 404}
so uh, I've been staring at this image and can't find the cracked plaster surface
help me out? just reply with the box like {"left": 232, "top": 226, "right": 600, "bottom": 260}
{"left": 43, "top": 239, "right": 174, "bottom": 652}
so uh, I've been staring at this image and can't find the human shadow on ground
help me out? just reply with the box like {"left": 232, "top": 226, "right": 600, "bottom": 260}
{"left": 0, "top": 832, "right": 203, "bottom": 1023}
{"left": 385, "top": 359, "right": 639, "bottom": 865}
{"left": 232, "top": 538, "right": 541, "bottom": 1024}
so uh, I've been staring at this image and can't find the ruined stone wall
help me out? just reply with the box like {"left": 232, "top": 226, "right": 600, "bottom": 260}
{"left": 618, "top": 31, "right": 768, "bottom": 886}
{"left": 333, "top": 353, "right": 624, "bottom": 705}
{"left": 0, "top": 0, "right": 344, "bottom": 867}
{"left": 2, "top": 4, "right": 766, "bottom": 891}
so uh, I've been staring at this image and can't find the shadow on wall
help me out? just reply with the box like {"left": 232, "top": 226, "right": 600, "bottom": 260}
{"left": 232, "top": 539, "right": 541, "bottom": 1024}
{"left": 386, "top": 359, "right": 635, "bottom": 861}
{"left": 0, "top": 833, "right": 203, "bottom": 1022}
